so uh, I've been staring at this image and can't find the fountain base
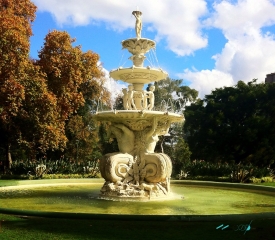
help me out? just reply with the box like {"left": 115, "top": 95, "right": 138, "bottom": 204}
{"left": 100, "top": 180, "right": 170, "bottom": 200}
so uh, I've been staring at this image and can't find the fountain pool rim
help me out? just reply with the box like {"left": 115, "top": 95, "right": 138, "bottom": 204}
{"left": 0, "top": 179, "right": 274, "bottom": 221}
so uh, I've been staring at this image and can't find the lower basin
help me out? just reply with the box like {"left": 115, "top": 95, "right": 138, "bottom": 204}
{"left": 0, "top": 179, "right": 274, "bottom": 221}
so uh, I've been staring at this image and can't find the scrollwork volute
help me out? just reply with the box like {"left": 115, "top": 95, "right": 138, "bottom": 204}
{"left": 100, "top": 117, "right": 172, "bottom": 199}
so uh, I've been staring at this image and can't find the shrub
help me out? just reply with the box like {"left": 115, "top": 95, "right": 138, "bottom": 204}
{"left": 177, "top": 160, "right": 275, "bottom": 183}
{"left": 7, "top": 158, "right": 100, "bottom": 178}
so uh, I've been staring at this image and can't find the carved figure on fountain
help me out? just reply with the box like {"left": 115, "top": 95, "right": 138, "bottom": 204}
{"left": 143, "top": 85, "right": 155, "bottom": 110}
{"left": 100, "top": 152, "right": 172, "bottom": 198}
{"left": 122, "top": 88, "right": 129, "bottom": 110}
{"left": 132, "top": 11, "right": 142, "bottom": 39}
{"left": 107, "top": 123, "right": 135, "bottom": 154}
{"left": 127, "top": 85, "right": 137, "bottom": 110}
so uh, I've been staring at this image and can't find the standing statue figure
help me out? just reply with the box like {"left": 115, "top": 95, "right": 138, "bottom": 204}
{"left": 147, "top": 85, "right": 155, "bottom": 110}
{"left": 127, "top": 85, "right": 137, "bottom": 110}
{"left": 122, "top": 88, "right": 129, "bottom": 110}
{"left": 132, "top": 11, "right": 142, "bottom": 39}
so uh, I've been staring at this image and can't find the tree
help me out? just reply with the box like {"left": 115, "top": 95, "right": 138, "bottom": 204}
{"left": 184, "top": 80, "right": 275, "bottom": 167}
{"left": 36, "top": 30, "right": 109, "bottom": 121}
{"left": 65, "top": 104, "right": 103, "bottom": 162}
{"left": 0, "top": 1, "right": 110, "bottom": 171}
{"left": 151, "top": 78, "right": 197, "bottom": 175}
{"left": 36, "top": 30, "right": 111, "bottom": 161}
{"left": 0, "top": 0, "right": 37, "bottom": 170}
{"left": 154, "top": 78, "right": 198, "bottom": 113}
{"left": 172, "top": 138, "right": 191, "bottom": 175}
{"left": 15, "top": 64, "right": 67, "bottom": 156}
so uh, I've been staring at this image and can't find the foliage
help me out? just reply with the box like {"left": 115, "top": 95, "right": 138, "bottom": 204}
{"left": 184, "top": 80, "right": 275, "bottom": 167}
{"left": 97, "top": 122, "right": 119, "bottom": 154}
{"left": 0, "top": 0, "right": 37, "bottom": 170}
{"left": 250, "top": 176, "right": 274, "bottom": 183}
{"left": 35, "top": 30, "right": 110, "bottom": 164}
{"left": 0, "top": 1, "right": 110, "bottom": 171}
{"left": 151, "top": 78, "right": 197, "bottom": 172}
{"left": 64, "top": 106, "right": 102, "bottom": 162}
{"left": 8, "top": 158, "right": 100, "bottom": 178}
{"left": 40, "top": 173, "right": 100, "bottom": 179}
{"left": 154, "top": 78, "right": 198, "bottom": 113}
{"left": 167, "top": 137, "right": 191, "bottom": 175}
{"left": 230, "top": 165, "right": 254, "bottom": 183}
{"left": 176, "top": 160, "right": 274, "bottom": 183}
{"left": 36, "top": 30, "right": 109, "bottom": 121}
{"left": 113, "top": 95, "right": 124, "bottom": 110}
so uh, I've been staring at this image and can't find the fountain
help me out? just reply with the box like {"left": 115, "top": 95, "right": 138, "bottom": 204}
{"left": 0, "top": 10, "right": 274, "bottom": 221}
{"left": 93, "top": 10, "right": 183, "bottom": 200}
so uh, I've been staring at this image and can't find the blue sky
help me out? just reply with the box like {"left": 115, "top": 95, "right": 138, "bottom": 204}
{"left": 30, "top": 0, "right": 275, "bottom": 99}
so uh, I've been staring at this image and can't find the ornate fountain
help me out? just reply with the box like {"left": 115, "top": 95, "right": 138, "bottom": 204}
{"left": 93, "top": 10, "right": 184, "bottom": 200}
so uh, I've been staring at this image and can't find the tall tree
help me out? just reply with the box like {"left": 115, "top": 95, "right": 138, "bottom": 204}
{"left": 151, "top": 78, "right": 197, "bottom": 175}
{"left": 184, "top": 80, "right": 275, "bottom": 167}
{"left": 0, "top": 1, "right": 109, "bottom": 171}
{"left": 154, "top": 78, "right": 198, "bottom": 113}
{"left": 36, "top": 30, "right": 109, "bottom": 121}
{"left": 36, "top": 30, "right": 111, "bottom": 161}
{"left": 0, "top": 0, "right": 36, "bottom": 170}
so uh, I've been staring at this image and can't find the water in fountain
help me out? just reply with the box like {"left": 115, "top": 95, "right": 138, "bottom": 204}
{"left": 1, "top": 179, "right": 275, "bottom": 215}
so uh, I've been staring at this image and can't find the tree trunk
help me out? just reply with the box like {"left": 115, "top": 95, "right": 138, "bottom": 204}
{"left": 156, "top": 135, "right": 165, "bottom": 153}
{"left": 4, "top": 143, "right": 12, "bottom": 173}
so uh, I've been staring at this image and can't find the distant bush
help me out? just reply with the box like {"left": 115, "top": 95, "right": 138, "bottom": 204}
{"left": 4, "top": 158, "right": 100, "bottom": 179}
{"left": 177, "top": 160, "right": 274, "bottom": 183}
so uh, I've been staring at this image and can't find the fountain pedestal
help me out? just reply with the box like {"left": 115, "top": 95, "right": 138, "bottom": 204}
{"left": 93, "top": 11, "right": 184, "bottom": 200}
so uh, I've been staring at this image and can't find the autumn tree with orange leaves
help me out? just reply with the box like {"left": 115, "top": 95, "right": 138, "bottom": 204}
{"left": 0, "top": 0, "right": 110, "bottom": 172}
{"left": 36, "top": 30, "right": 110, "bottom": 162}
{"left": 0, "top": 0, "right": 68, "bottom": 171}
{"left": 36, "top": 30, "right": 110, "bottom": 121}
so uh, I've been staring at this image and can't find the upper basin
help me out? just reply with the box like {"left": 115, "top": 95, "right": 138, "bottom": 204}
{"left": 110, "top": 67, "right": 168, "bottom": 84}
{"left": 121, "top": 38, "right": 156, "bottom": 55}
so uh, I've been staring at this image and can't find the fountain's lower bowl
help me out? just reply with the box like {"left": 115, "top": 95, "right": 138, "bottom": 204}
{"left": 0, "top": 179, "right": 274, "bottom": 221}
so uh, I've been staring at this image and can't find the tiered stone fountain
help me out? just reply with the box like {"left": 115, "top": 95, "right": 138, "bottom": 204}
{"left": 93, "top": 10, "right": 183, "bottom": 200}
{"left": 1, "top": 11, "right": 274, "bottom": 222}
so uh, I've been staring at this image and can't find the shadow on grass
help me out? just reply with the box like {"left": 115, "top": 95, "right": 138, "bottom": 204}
{"left": 0, "top": 214, "right": 275, "bottom": 240}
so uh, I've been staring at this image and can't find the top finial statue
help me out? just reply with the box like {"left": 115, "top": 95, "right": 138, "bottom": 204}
{"left": 132, "top": 10, "right": 142, "bottom": 39}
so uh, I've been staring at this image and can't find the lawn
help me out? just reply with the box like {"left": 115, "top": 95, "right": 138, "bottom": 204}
{"left": 1, "top": 213, "right": 275, "bottom": 240}
{"left": 253, "top": 182, "right": 275, "bottom": 187}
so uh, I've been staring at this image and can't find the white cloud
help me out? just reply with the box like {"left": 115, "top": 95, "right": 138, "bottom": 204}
{"left": 181, "top": 0, "right": 275, "bottom": 98}
{"left": 206, "top": 0, "right": 275, "bottom": 32}
{"left": 179, "top": 69, "right": 234, "bottom": 98}
{"left": 32, "top": 0, "right": 208, "bottom": 56}
{"left": 32, "top": 0, "right": 275, "bottom": 99}
{"left": 101, "top": 68, "right": 127, "bottom": 108}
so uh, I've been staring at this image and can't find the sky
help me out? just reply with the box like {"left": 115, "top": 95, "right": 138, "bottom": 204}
{"left": 30, "top": 0, "right": 275, "bottom": 100}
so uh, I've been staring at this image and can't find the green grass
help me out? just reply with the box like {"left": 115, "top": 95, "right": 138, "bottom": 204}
{"left": 252, "top": 182, "right": 275, "bottom": 187}
{"left": 0, "top": 178, "right": 103, "bottom": 187}
{"left": 0, "top": 180, "right": 19, "bottom": 187}
{"left": 1, "top": 213, "right": 275, "bottom": 240}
